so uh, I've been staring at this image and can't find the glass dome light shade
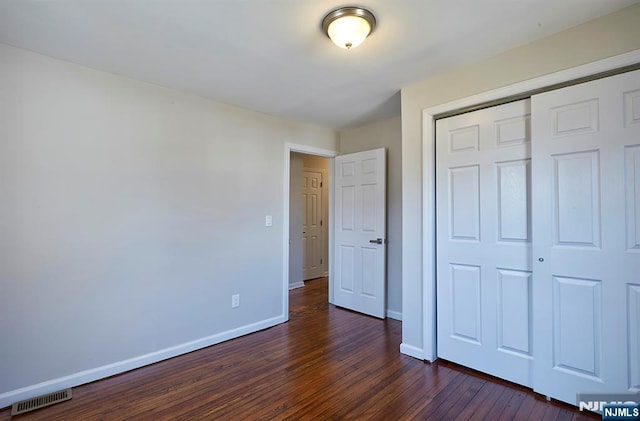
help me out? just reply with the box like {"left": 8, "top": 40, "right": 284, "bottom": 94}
{"left": 327, "top": 15, "right": 371, "bottom": 49}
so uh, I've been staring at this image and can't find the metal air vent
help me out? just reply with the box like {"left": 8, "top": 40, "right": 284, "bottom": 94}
{"left": 11, "top": 388, "right": 72, "bottom": 416}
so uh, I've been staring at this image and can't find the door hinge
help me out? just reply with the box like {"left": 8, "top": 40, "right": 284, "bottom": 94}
{"left": 320, "top": 182, "right": 323, "bottom": 188}
{"left": 320, "top": 220, "right": 323, "bottom": 226}
{"left": 320, "top": 258, "right": 323, "bottom": 264}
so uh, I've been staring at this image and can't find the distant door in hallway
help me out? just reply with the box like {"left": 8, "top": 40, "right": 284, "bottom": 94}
{"left": 303, "top": 170, "right": 324, "bottom": 280}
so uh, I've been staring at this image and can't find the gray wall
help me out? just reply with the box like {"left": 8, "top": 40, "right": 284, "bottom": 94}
{"left": 0, "top": 43, "right": 337, "bottom": 404}
{"left": 339, "top": 116, "right": 402, "bottom": 320}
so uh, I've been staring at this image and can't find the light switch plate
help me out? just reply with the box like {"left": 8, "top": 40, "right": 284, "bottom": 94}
{"left": 265, "top": 215, "right": 272, "bottom": 227}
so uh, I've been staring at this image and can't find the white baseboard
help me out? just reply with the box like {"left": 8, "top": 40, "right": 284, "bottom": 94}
{"left": 400, "top": 343, "right": 425, "bottom": 360}
{"left": 386, "top": 310, "right": 402, "bottom": 321}
{"left": 288, "top": 281, "right": 304, "bottom": 290}
{"left": 0, "top": 315, "right": 286, "bottom": 409}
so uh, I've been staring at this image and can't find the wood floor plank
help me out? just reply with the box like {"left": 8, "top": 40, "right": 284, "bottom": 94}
{"left": 455, "top": 380, "right": 500, "bottom": 420}
{"left": 439, "top": 374, "right": 486, "bottom": 420}
{"left": 511, "top": 392, "right": 541, "bottom": 420}
{"left": 0, "top": 277, "right": 599, "bottom": 420}
{"left": 497, "top": 389, "right": 527, "bottom": 420}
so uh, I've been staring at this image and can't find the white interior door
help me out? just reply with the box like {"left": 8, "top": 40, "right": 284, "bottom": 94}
{"left": 333, "top": 148, "right": 386, "bottom": 319}
{"left": 303, "top": 170, "right": 324, "bottom": 280}
{"left": 531, "top": 69, "right": 640, "bottom": 404}
{"left": 436, "top": 99, "right": 533, "bottom": 387}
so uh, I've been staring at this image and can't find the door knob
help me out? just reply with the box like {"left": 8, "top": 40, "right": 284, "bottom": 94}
{"left": 369, "top": 238, "right": 383, "bottom": 244}
{"left": 538, "top": 257, "right": 544, "bottom": 262}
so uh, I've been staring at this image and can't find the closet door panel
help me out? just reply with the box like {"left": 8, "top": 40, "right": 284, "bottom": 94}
{"left": 436, "top": 99, "right": 533, "bottom": 387}
{"left": 532, "top": 69, "right": 640, "bottom": 405}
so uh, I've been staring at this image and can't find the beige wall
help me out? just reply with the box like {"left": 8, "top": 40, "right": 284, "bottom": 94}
{"left": 400, "top": 4, "right": 640, "bottom": 355}
{"left": 339, "top": 116, "right": 402, "bottom": 319}
{"left": 302, "top": 155, "right": 330, "bottom": 172}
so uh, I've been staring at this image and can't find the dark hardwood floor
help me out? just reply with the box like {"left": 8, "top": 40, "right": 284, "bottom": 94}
{"left": 1, "top": 277, "right": 597, "bottom": 420}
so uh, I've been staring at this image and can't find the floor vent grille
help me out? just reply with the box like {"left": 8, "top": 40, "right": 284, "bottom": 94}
{"left": 11, "top": 388, "right": 72, "bottom": 416}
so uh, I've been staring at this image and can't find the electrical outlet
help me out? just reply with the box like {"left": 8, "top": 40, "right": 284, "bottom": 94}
{"left": 232, "top": 294, "right": 240, "bottom": 308}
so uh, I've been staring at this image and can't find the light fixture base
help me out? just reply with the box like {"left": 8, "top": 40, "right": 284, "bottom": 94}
{"left": 322, "top": 6, "right": 376, "bottom": 49}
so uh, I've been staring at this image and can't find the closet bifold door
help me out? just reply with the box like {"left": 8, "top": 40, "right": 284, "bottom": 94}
{"left": 531, "top": 69, "right": 640, "bottom": 405}
{"left": 436, "top": 99, "right": 533, "bottom": 388}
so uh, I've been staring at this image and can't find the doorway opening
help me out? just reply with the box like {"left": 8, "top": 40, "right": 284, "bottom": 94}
{"left": 282, "top": 143, "right": 337, "bottom": 320}
{"left": 289, "top": 152, "right": 330, "bottom": 288}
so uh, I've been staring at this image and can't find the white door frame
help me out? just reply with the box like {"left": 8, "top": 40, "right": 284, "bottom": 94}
{"left": 283, "top": 143, "right": 337, "bottom": 321}
{"left": 417, "top": 49, "right": 640, "bottom": 362}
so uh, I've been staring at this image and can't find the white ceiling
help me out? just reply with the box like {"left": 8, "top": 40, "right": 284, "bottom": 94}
{"left": 0, "top": 0, "right": 636, "bottom": 129}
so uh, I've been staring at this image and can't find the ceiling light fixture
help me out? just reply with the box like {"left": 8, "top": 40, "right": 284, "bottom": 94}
{"left": 322, "top": 6, "right": 376, "bottom": 50}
